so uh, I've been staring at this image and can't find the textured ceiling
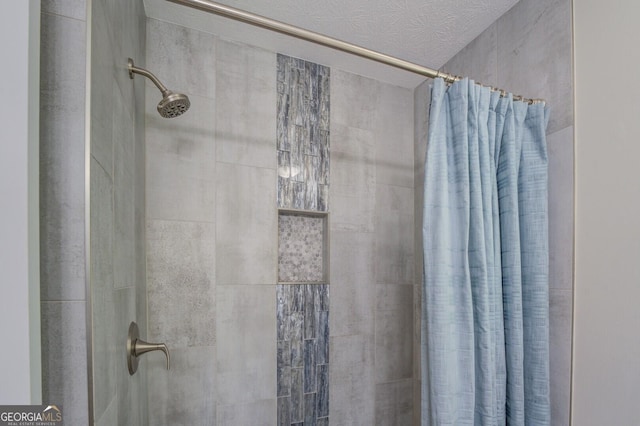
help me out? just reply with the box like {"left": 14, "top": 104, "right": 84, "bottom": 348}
{"left": 143, "top": 0, "right": 520, "bottom": 88}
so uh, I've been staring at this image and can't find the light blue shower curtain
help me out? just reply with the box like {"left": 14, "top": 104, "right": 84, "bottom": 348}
{"left": 421, "top": 78, "right": 550, "bottom": 425}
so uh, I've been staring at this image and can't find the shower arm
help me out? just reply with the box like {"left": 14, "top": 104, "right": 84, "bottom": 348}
{"left": 128, "top": 58, "right": 170, "bottom": 96}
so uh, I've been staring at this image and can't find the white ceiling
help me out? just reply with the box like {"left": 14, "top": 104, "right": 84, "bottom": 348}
{"left": 143, "top": 0, "right": 520, "bottom": 88}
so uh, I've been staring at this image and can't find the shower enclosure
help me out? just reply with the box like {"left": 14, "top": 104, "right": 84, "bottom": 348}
{"left": 75, "top": 0, "right": 573, "bottom": 424}
{"left": 87, "top": 0, "right": 417, "bottom": 423}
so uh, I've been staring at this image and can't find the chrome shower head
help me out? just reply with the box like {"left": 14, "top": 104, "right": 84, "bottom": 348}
{"left": 128, "top": 58, "right": 191, "bottom": 118}
{"left": 157, "top": 91, "right": 191, "bottom": 118}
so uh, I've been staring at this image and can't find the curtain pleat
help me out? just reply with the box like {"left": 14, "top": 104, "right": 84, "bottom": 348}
{"left": 422, "top": 78, "right": 550, "bottom": 425}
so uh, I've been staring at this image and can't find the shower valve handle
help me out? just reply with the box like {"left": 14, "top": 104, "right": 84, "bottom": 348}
{"left": 133, "top": 340, "right": 170, "bottom": 369}
{"left": 127, "top": 321, "right": 170, "bottom": 375}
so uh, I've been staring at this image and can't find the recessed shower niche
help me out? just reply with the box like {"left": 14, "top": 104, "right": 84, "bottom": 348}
{"left": 278, "top": 211, "right": 328, "bottom": 284}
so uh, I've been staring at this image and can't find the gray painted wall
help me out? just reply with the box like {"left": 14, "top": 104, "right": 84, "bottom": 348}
{"left": 413, "top": 0, "right": 574, "bottom": 423}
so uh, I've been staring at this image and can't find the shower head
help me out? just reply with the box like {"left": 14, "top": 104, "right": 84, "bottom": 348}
{"left": 128, "top": 58, "right": 191, "bottom": 118}
{"left": 156, "top": 91, "right": 190, "bottom": 118}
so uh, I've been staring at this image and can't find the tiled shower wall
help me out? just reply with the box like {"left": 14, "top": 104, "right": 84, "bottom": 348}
{"left": 89, "top": 0, "right": 148, "bottom": 424}
{"left": 330, "top": 70, "right": 415, "bottom": 424}
{"left": 39, "top": 2, "right": 89, "bottom": 424}
{"left": 39, "top": 0, "right": 148, "bottom": 424}
{"left": 413, "top": 0, "right": 574, "bottom": 423}
{"left": 277, "top": 55, "right": 330, "bottom": 211}
{"left": 144, "top": 18, "right": 415, "bottom": 424}
{"left": 276, "top": 284, "right": 330, "bottom": 424}
{"left": 37, "top": 1, "right": 572, "bottom": 424}
{"left": 144, "top": 19, "right": 276, "bottom": 425}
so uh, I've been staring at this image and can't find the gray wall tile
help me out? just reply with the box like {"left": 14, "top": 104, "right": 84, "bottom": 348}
{"left": 41, "top": 302, "right": 88, "bottom": 425}
{"left": 550, "top": 289, "right": 572, "bottom": 426}
{"left": 216, "top": 285, "right": 276, "bottom": 406}
{"left": 331, "top": 124, "right": 376, "bottom": 233}
{"left": 121, "top": 0, "right": 147, "bottom": 88}
{"left": 216, "top": 39, "right": 277, "bottom": 169}
{"left": 329, "top": 335, "right": 375, "bottom": 425}
{"left": 103, "top": 0, "right": 145, "bottom": 113}
{"left": 89, "top": 0, "right": 117, "bottom": 175}
{"left": 276, "top": 54, "right": 330, "bottom": 211}
{"left": 216, "top": 163, "right": 277, "bottom": 285}
{"left": 330, "top": 69, "right": 416, "bottom": 424}
{"left": 413, "top": 80, "right": 430, "bottom": 180}
{"left": 89, "top": 158, "right": 116, "bottom": 420}
{"left": 115, "top": 287, "right": 147, "bottom": 426}
{"left": 413, "top": 81, "right": 430, "bottom": 425}
{"left": 548, "top": 126, "right": 574, "bottom": 290}
{"left": 496, "top": 0, "right": 573, "bottom": 133}
{"left": 146, "top": 18, "right": 216, "bottom": 99}
{"left": 442, "top": 23, "right": 498, "bottom": 87}
{"left": 375, "top": 379, "right": 413, "bottom": 426}
{"left": 317, "top": 310, "right": 329, "bottom": 364}
{"left": 147, "top": 220, "right": 216, "bottom": 348}
{"left": 41, "top": 0, "right": 146, "bottom": 423}
{"left": 304, "top": 393, "right": 317, "bottom": 424}
{"left": 375, "top": 184, "right": 414, "bottom": 285}
{"left": 317, "top": 364, "right": 330, "bottom": 418}
{"left": 413, "top": 83, "right": 429, "bottom": 266}
{"left": 278, "top": 397, "right": 291, "bottom": 425}
{"left": 304, "top": 339, "right": 318, "bottom": 393}
{"left": 329, "top": 231, "right": 375, "bottom": 337}
{"left": 89, "top": 1, "right": 148, "bottom": 424}
{"left": 95, "top": 398, "right": 117, "bottom": 426}
{"left": 413, "top": 284, "right": 422, "bottom": 426}
{"left": 42, "top": 0, "right": 86, "bottom": 20}
{"left": 375, "top": 84, "right": 414, "bottom": 188}
{"left": 113, "top": 86, "right": 136, "bottom": 289}
{"left": 277, "top": 54, "right": 330, "bottom": 211}
{"left": 291, "top": 367, "right": 304, "bottom": 422}
{"left": 217, "top": 399, "right": 276, "bottom": 425}
{"left": 375, "top": 285, "right": 414, "bottom": 382}
{"left": 277, "top": 283, "right": 329, "bottom": 426}
{"left": 413, "top": 378, "right": 422, "bottom": 426}
{"left": 147, "top": 346, "right": 216, "bottom": 426}
{"left": 145, "top": 93, "right": 216, "bottom": 222}
{"left": 39, "top": 11, "right": 86, "bottom": 301}
{"left": 331, "top": 70, "right": 380, "bottom": 131}
{"left": 91, "top": 258, "right": 117, "bottom": 421}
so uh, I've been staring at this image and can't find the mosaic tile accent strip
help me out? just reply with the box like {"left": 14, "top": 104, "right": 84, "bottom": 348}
{"left": 277, "top": 54, "right": 330, "bottom": 211}
{"left": 279, "top": 213, "right": 325, "bottom": 283}
{"left": 277, "top": 284, "right": 330, "bottom": 425}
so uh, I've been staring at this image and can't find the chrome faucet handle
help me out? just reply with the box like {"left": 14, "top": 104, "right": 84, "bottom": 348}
{"left": 134, "top": 340, "right": 170, "bottom": 370}
{"left": 127, "top": 322, "right": 171, "bottom": 375}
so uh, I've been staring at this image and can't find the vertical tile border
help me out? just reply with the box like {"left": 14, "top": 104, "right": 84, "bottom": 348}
{"left": 277, "top": 284, "right": 330, "bottom": 425}
{"left": 277, "top": 54, "right": 330, "bottom": 211}
{"left": 277, "top": 54, "right": 331, "bottom": 424}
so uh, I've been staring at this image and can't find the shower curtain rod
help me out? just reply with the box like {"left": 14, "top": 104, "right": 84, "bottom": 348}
{"left": 167, "top": 0, "right": 543, "bottom": 104}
